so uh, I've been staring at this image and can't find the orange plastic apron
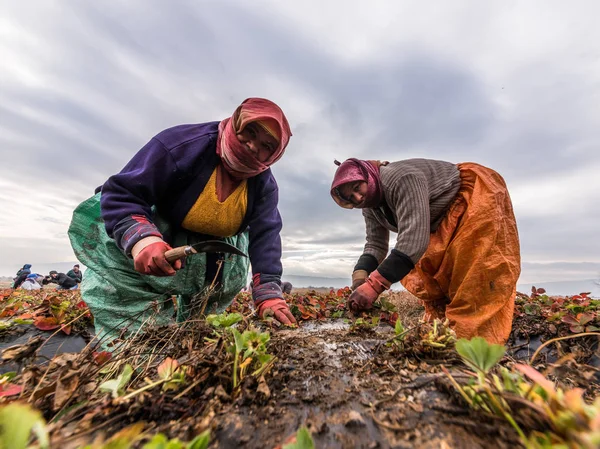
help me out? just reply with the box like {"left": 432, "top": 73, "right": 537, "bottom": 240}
{"left": 401, "top": 163, "right": 521, "bottom": 344}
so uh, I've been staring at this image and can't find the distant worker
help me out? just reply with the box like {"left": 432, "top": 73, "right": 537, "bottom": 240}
{"left": 12, "top": 264, "right": 32, "bottom": 289}
{"left": 67, "top": 264, "right": 83, "bottom": 284}
{"left": 68, "top": 98, "right": 297, "bottom": 346}
{"left": 21, "top": 273, "right": 43, "bottom": 290}
{"left": 282, "top": 281, "right": 293, "bottom": 295}
{"left": 43, "top": 271, "right": 78, "bottom": 290}
{"left": 330, "top": 158, "right": 521, "bottom": 344}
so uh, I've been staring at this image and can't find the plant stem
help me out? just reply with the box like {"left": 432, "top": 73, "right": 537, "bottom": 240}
{"left": 119, "top": 378, "right": 168, "bottom": 401}
{"left": 232, "top": 355, "right": 239, "bottom": 389}
{"left": 530, "top": 332, "right": 600, "bottom": 363}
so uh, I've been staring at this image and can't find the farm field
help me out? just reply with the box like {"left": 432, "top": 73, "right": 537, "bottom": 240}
{"left": 0, "top": 286, "right": 599, "bottom": 448}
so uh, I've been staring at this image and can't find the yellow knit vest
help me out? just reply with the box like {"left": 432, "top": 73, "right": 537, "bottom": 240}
{"left": 181, "top": 168, "right": 248, "bottom": 237}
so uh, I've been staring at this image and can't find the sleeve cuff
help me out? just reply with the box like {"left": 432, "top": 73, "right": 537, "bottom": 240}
{"left": 377, "top": 250, "right": 415, "bottom": 284}
{"left": 120, "top": 215, "right": 163, "bottom": 256}
{"left": 252, "top": 273, "right": 283, "bottom": 304}
{"left": 354, "top": 254, "right": 379, "bottom": 274}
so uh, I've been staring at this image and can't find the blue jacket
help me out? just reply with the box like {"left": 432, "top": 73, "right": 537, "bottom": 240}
{"left": 100, "top": 121, "right": 283, "bottom": 279}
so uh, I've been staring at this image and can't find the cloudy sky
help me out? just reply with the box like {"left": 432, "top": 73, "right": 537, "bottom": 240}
{"left": 1, "top": 0, "right": 600, "bottom": 286}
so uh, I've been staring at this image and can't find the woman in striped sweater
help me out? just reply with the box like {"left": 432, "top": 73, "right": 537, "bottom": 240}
{"left": 330, "top": 158, "right": 521, "bottom": 344}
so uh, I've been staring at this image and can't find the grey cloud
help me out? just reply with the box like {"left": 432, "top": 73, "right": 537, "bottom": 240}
{"left": 1, "top": 0, "right": 599, "bottom": 281}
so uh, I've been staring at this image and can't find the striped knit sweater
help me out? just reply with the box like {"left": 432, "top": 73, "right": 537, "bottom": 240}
{"left": 361, "top": 159, "right": 461, "bottom": 265}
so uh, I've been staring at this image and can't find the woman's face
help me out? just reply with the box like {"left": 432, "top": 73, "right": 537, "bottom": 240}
{"left": 236, "top": 122, "right": 278, "bottom": 163}
{"left": 337, "top": 181, "right": 368, "bottom": 207}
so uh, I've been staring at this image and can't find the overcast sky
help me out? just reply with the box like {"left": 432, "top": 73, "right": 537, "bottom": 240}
{"left": 1, "top": 0, "right": 599, "bottom": 285}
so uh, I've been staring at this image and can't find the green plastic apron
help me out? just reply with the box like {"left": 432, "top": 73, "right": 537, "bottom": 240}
{"left": 68, "top": 193, "right": 249, "bottom": 346}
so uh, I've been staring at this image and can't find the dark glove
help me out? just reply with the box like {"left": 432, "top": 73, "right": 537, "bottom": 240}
{"left": 257, "top": 298, "right": 297, "bottom": 325}
{"left": 348, "top": 270, "right": 392, "bottom": 312}
{"left": 133, "top": 240, "right": 182, "bottom": 276}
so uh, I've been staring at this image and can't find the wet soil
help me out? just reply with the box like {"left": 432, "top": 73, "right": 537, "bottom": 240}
{"left": 212, "top": 320, "right": 517, "bottom": 449}
{"left": 3, "top": 289, "right": 600, "bottom": 448}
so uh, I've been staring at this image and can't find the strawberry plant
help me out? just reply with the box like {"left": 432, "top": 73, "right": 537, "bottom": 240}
{"left": 99, "top": 364, "right": 134, "bottom": 398}
{"left": 561, "top": 313, "right": 600, "bottom": 333}
{"left": 228, "top": 327, "right": 273, "bottom": 390}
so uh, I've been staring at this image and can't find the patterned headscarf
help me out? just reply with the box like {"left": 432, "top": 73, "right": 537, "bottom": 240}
{"left": 217, "top": 98, "right": 292, "bottom": 179}
{"left": 330, "top": 158, "right": 386, "bottom": 209}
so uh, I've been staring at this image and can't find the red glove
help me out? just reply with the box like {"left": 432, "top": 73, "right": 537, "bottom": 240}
{"left": 133, "top": 241, "right": 182, "bottom": 276}
{"left": 348, "top": 270, "right": 392, "bottom": 312}
{"left": 257, "top": 298, "right": 297, "bottom": 325}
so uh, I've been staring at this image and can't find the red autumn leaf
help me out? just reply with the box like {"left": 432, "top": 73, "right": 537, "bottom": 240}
{"left": 16, "top": 312, "right": 34, "bottom": 319}
{"left": 34, "top": 316, "right": 60, "bottom": 331}
{"left": 0, "top": 310, "right": 12, "bottom": 318}
{"left": 0, "top": 383, "right": 22, "bottom": 397}
{"left": 61, "top": 324, "right": 72, "bottom": 335}
{"left": 93, "top": 351, "right": 112, "bottom": 366}
{"left": 157, "top": 357, "right": 179, "bottom": 379}
{"left": 514, "top": 364, "right": 557, "bottom": 399}
{"left": 76, "top": 301, "right": 88, "bottom": 309}
{"left": 562, "top": 315, "right": 579, "bottom": 325}
{"left": 577, "top": 313, "right": 594, "bottom": 326}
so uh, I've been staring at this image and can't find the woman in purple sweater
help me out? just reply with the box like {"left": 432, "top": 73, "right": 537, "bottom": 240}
{"left": 69, "top": 98, "right": 296, "bottom": 346}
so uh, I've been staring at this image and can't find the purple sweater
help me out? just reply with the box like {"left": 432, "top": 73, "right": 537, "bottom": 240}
{"left": 100, "top": 121, "right": 283, "bottom": 279}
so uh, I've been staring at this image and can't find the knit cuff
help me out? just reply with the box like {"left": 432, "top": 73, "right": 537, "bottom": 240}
{"left": 377, "top": 250, "right": 415, "bottom": 284}
{"left": 120, "top": 215, "right": 163, "bottom": 256}
{"left": 354, "top": 254, "right": 379, "bottom": 274}
{"left": 252, "top": 273, "right": 283, "bottom": 304}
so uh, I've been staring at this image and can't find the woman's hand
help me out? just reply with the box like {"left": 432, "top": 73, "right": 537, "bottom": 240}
{"left": 257, "top": 298, "right": 297, "bottom": 325}
{"left": 348, "top": 270, "right": 391, "bottom": 312}
{"left": 132, "top": 237, "right": 182, "bottom": 276}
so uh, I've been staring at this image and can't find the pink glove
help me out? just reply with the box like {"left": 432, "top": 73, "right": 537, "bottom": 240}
{"left": 133, "top": 241, "right": 182, "bottom": 276}
{"left": 257, "top": 298, "right": 297, "bottom": 325}
{"left": 348, "top": 270, "right": 392, "bottom": 312}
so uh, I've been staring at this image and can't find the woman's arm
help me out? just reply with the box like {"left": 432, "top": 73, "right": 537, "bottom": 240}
{"left": 100, "top": 137, "right": 178, "bottom": 255}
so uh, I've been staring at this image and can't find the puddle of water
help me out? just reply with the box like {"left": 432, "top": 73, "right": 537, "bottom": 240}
{"left": 300, "top": 319, "right": 350, "bottom": 333}
{"left": 299, "top": 319, "right": 394, "bottom": 334}
{"left": 0, "top": 325, "right": 91, "bottom": 374}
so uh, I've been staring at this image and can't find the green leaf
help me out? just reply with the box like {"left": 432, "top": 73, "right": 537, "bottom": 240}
{"left": 231, "top": 328, "right": 245, "bottom": 353}
{"left": 99, "top": 364, "right": 134, "bottom": 398}
{"left": 187, "top": 430, "right": 211, "bottom": 449}
{"left": 283, "top": 426, "right": 315, "bottom": 449}
{"left": 12, "top": 318, "right": 34, "bottom": 325}
{"left": 455, "top": 337, "right": 505, "bottom": 374}
{"left": 0, "top": 403, "right": 47, "bottom": 449}
{"left": 0, "top": 372, "right": 17, "bottom": 382}
{"left": 206, "top": 312, "right": 243, "bottom": 328}
{"left": 394, "top": 318, "right": 405, "bottom": 335}
{"left": 379, "top": 297, "right": 397, "bottom": 312}
{"left": 142, "top": 434, "right": 174, "bottom": 449}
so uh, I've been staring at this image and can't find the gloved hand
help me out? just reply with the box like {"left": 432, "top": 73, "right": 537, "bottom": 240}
{"left": 351, "top": 269, "right": 368, "bottom": 290}
{"left": 132, "top": 237, "right": 182, "bottom": 276}
{"left": 257, "top": 298, "right": 297, "bottom": 325}
{"left": 348, "top": 270, "right": 392, "bottom": 312}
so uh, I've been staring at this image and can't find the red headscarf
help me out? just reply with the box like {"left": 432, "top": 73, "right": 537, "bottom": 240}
{"left": 330, "top": 158, "right": 386, "bottom": 209}
{"left": 217, "top": 98, "right": 292, "bottom": 179}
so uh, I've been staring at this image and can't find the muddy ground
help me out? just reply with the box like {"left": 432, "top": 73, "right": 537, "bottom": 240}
{"left": 2, "top": 289, "right": 600, "bottom": 448}
{"left": 213, "top": 321, "right": 518, "bottom": 449}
